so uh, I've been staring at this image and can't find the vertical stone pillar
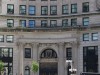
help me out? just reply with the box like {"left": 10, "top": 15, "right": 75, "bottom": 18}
{"left": 32, "top": 42, "right": 39, "bottom": 75}
{"left": 58, "top": 42, "right": 65, "bottom": 75}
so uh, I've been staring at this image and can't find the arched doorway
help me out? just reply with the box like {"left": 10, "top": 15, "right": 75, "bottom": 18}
{"left": 39, "top": 49, "right": 58, "bottom": 75}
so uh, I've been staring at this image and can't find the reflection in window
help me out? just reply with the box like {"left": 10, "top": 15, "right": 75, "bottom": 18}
{"left": 25, "top": 66, "right": 30, "bottom": 75}
{"left": 40, "top": 49, "right": 57, "bottom": 58}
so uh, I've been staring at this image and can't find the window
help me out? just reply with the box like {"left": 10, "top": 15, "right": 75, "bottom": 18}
{"left": 50, "top": 20, "right": 57, "bottom": 27}
{"left": 41, "top": 6, "right": 48, "bottom": 15}
{"left": 6, "top": 35, "right": 14, "bottom": 43}
{"left": 19, "top": 5, "right": 26, "bottom": 14}
{"left": 83, "top": 33, "right": 89, "bottom": 41}
{"left": 25, "top": 48, "right": 31, "bottom": 58}
{"left": 41, "top": 20, "right": 48, "bottom": 27}
{"left": 29, "top": 20, "right": 35, "bottom": 28}
{"left": 7, "top": 4, "right": 14, "bottom": 14}
{"left": 29, "top": 5, "right": 35, "bottom": 15}
{"left": 20, "top": 20, "right": 26, "bottom": 27}
{"left": 66, "top": 48, "right": 72, "bottom": 60}
{"left": 7, "top": 19, "right": 14, "bottom": 27}
{"left": 50, "top": 6, "right": 57, "bottom": 15}
{"left": 83, "top": 17, "right": 89, "bottom": 26}
{"left": 25, "top": 66, "right": 30, "bottom": 75}
{"left": 0, "top": 35, "right": 4, "bottom": 42}
{"left": 92, "top": 33, "right": 98, "bottom": 41}
{"left": 62, "top": 19, "right": 68, "bottom": 27}
{"left": 83, "top": 2, "right": 89, "bottom": 12}
{"left": 62, "top": 5, "right": 68, "bottom": 14}
{"left": 71, "top": 18, "right": 77, "bottom": 26}
{"left": 71, "top": 4, "right": 77, "bottom": 13}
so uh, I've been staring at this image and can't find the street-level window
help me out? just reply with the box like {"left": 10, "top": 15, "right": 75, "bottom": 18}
{"left": 71, "top": 4, "right": 77, "bottom": 13}
{"left": 29, "top": 20, "right": 35, "bottom": 28}
{"left": 92, "top": 33, "right": 98, "bottom": 41}
{"left": 25, "top": 66, "right": 30, "bottom": 75}
{"left": 19, "top": 5, "right": 26, "bottom": 14}
{"left": 20, "top": 20, "right": 26, "bottom": 27}
{"left": 83, "top": 2, "right": 89, "bottom": 12}
{"left": 50, "top": 6, "right": 57, "bottom": 15}
{"left": 6, "top": 35, "right": 14, "bottom": 43}
{"left": 62, "top": 5, "right": 68, "bottom": 14}
{"left": 0, "top": 35, "right": 4, "bottom": 42}
{"left": 25, "top": 48, "right": 31, "bottom": 58}
{"left": 62, "top": 19, "right": 68, "bottom": 27}
{"left": 7, "top": 19, "right": 14, "bottom": 27}
{"left": 41, "top": 20, "right": 48, "bottom": 27}
{"left": 7, "top": 4, "right": 14, "bottom": 14}
{"left": 83, "top": 33, "right": 89, "bottom": 41}
{"left": 71, "top": 18, "right": 77, "bottom": 26}
{"left": 29, "top": 5, "right": 35, "bottom": 15}
{"left": 41, "top": 6, "right": 48, "bottom": 15}
{"left": 50, "top": 20, "right": 57, "bottom": 27}
{"left": 83, "top": 17, "right": 89, "bottom": 26}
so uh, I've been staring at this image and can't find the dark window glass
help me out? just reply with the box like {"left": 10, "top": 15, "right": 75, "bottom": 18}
{"left": 0, "top": 35, "right": 4, "bottom": 42}
{"left": 29, "top": 20, "right": 35, "bottom": 28}
{"left": 83, "top": 46, "right": 98, "bottom": 72}
{"left": 41, "top": 20, "right": 48, "bottom": 27}
{"left": 7, "top": 4, "right": 14, "bottom": 14}
{"left": 20, "top": 20, "right": 26, "bottom": 27}
{"left": 41, "top": 6, "right": 48, "bottom": 15}
{"left": 83, "top": 2, "right": 89, "bottom": 12}
{"left": 25, "top": 66, "right": 30, "bottom": 75}
{"left": 19, "top": 5, "right": 26, "bottom": 14}
{"left": 66, "top": 48, "right": 72, "bottom": 60}
{"left": 83, "top": 33, "right": 89, "bottom": 41}
{"left": 71, "top": 18, "right": 77, "bottom": 26}
{"left": 40, "top": 49, "right": 57, "bottom": 58}
{"left": 71, "top": 4, "right": 77, "bottom": 13}
{"left": 50, "top": 6, "right": 57, "bottom": 15}
{"left": 83, "top": 17, "right": 89, "bottom": 26}
{"left": 29, "top": 5, "right": 35, "bottom": 15}
{"left": 7, "top": 19, "right": 14, "bottom": 27}
{"left": 25, "top": 48, "right": 31, "bottom": 58}
{"left": 50, "top": 20, "right": 57, "bottom": 27}
{"left": 62, "top": 19, "right": 68, "bottom": 27}
{"left": 62, "top": 5, "right": 68, "bottom": 14}
{"left": 6, "top": 35, "right": 14, "bottom": 43}
{"left": 92, "top": 33, "right": 98, "bottom": 41}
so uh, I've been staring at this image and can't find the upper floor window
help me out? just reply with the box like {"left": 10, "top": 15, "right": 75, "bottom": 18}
{"left": 62, "top": 19, "right": 68, "bottom": 27}
{"left": 7, "top": 19, "right": 14, "bottom": 27}
{"left": 83, "top": 33, "right": 89, "bottom": 41}
{"left": 7, "top": 4, "right": 14, "bottom": 14}
{"left": 41, "top": 6, "right": 48, "bottom": 15}
{"left": 19, "top": 5, "right": 26, "bottom": 14}
{"left": 83, "top": 17, "right": 89, "bottom": 26}
{"left": 50, "top": 20, "right": 57, "bottom": 27}
{"left": 20, "top": 20, "right": 26, "bottom": 27}
{"left": 29, "top": 5, "right": 35, "bottom": 15}
{"left": 92, "top": 33, "right": 98, "bottom": 41}
{"left": 50, "top": 6, "right": 57, "bottom": 15}
{"left": 66, "top": 48, "right": 72, "bottom": 60}
{"left": 62, "top": 5, "right": 68, "bottom": 14}
{"left": 41, "top": 20, "right": 48, "bottom": 27}
{"left": 71, "top": 18, "right": 77, "bottom": 26}
{"left": 6, "top": 35, "right": 14, "bottom": 43}
{"left": 82, "top": 2, "right": 89, "bottom": 12}
{"left": 71, "top": 4, "right": 77, "bottom": 13}
{"left": 29, "top": 20, "right": 35, "bottom": 28}
{"left": 25, "top": 48, "right": 31, "bottom": 58}
{"left": 0, "top": 35, "right": 4, "bottom": 42}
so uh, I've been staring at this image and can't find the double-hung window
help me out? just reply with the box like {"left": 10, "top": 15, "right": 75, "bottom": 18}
{"left": 83, "top": 17, "right": 89, "bottom": 26}
{"left": 29, "top": 20, "right": 35, "bottom": 28}
{"left": 20, "top": 20, "right": 26, "bottom": 27}
{"left": 71, "top": 4, "right": 77, "bottom": 13}
{"left": 29, "top": 5, "right": 35, "bottom": 15}
{"left": 19, "top": 5, "right": 26, "bottom": 14}
{"left": 6, "top": 35, "right": 14, "bottom": 43}
{"left": 50, "top": 6, "right": 57, "bottom": 15}
{"left": 41, "top": 20, "right": 48, "bottom": 27}
{"left": 41, "top": 6, "right": 48, "bottom": 15}
{"left": 0, "top": 35, "right": 4, "bottom": 42}
{"left": 92, "top": 33, "right": 98, "bottom": 41}
{"left": 62, "top": 19, "right": 68, "bottom": 27}
{"left": 7, "top": 19, "right": 14, "bottom": 27}
{"left": 25, "top": 48, "right": 31, "bottom": 58}
{"left": 62, "top": 5, "right": 68, "bottom": 14}
{"left": 50, "top": 20, "right": 57, "bottom": 27}
{"left": 71, "top": 18, "right": 77, "bottom": 26}
{"left": 7, "top": 4, "right": 14, "bottom": 14}
{"left": 83, "top": 2, "right": 89, "bottom": 12}
{"left": 83, "top": 33, "right": 89, "bottom": 41}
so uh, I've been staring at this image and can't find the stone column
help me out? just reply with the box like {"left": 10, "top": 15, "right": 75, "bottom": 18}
{"left": 32, "top": 42, "right": 39, "bottom": 75}
{"left": 58, "top": 42, "right": 65, "bottom": 75}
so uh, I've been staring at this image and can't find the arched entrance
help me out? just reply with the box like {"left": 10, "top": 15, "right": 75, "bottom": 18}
{"left": 39, "top": 49, "right": 58, "bottom": 75}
